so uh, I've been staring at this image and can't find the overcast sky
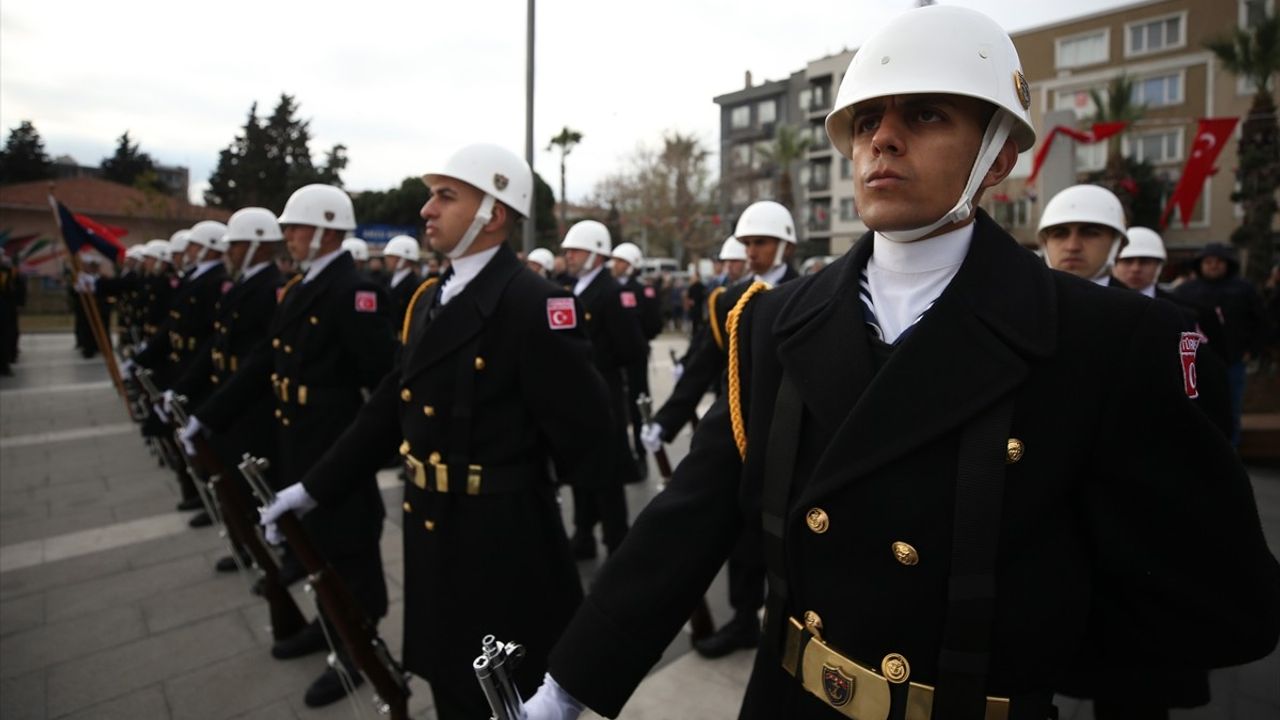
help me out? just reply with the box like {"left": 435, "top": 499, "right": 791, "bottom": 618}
{"left": 1, "top": 0, "right": 1133, "bottom": 208}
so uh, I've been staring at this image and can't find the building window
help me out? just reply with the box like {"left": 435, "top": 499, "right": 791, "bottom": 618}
{"left": 808, "top": 82, "right": 830, "bottom": 112}
{"left": 993, "top": 198, "right": 1030, "bottom": 229}
{"left": 731, "top": 183, "right": 750, "bottom": 205}
{"left": 757, "top": 99, "right": 777, "bottom": 125}
{"left": 1126, "top": 13, "right": 1186, "bottom": 57}
{"left": 808, "top": 162, "right": 829, "bottom": 191}
{"left": 1076, "top": 143, "right": 1107, "bottom": 173}
{"left": 839, "top": 198, "right": 858, "bottom": 221}
{"left": 808, "top": 201, "right": 831, "bottom": 231}
{"left": 1125, "top": 129, "right": 1183, "bottom": 165}
{"left": 798, "top": 88, "right": 812, "bottom": 114}
{"left": 730, "top": 105, "right": 751, "bottom": 130}
{"left": 1242, "top": 0, "right": 1272, "bottom": 27}
{"left": 839, "top": 157, "right": 852, "bottom": 179}
{"left": 1055, "top": 29, "right": 1109, "bottom": 69}
{"left": 730, "top": 143, "right": 751, "bottom": 170}
{"left": 1054, "top": 87, "right": 1100, "bottom": 120}
{"left": 753, "top": 178, "right": 773, "bottom": 200}
{"left": 1131, "top": 72, "right": 1183, "bottom": 107}
{"left": 752, "top": 141, "right": 773, "bottom": 171}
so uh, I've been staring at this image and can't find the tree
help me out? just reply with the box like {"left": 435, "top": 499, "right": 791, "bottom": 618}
{"left": 531, "top": 171, "right": 558, "bottom": 247}
{"left": 758, "top": 124, "right": 811, "bottom": 211}
{"left": 547, "top": 127, "right": 583, "bottom": 234}
{"left": 0, "top": 120, "right": 54, "bottom": 184}
{"left": 351, "top": 176, "right": 431, "bottom": 227}
{"left": 100, "top": 131, "right": 164, "bottom": 192}
{"left": 1207, "top": 12, "right": 1280, "bottom": 283}
{"left": 1087, "top": 75, "right": 1148, "bottom": 222}
{"left": 1085, "top": 156, "right": 1168, "bottom": 229}
{"left": 205, "top": 94, "right": 348, "bottom": 211}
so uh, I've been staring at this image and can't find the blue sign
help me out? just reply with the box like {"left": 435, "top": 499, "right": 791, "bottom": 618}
{"left": 354, "top": 224, "right": 420, "bottom": 247}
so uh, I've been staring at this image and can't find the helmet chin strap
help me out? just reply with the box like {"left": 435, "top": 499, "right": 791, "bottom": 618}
{"left": 301, "top": 227, "right": 325, "bottom": 271}
{"left": 237, "top": 241, "right": 260, "bottom": 280}
{"left": 881, "top": 112, "right": 1016, "bottom": 244}
{"left": 447, "top": 194, "right": 497, "bottom": 260}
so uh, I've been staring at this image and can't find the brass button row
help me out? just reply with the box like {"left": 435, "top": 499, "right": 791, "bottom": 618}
{"left": 807, "top": 508, "right": 920, "bottom": 566}
{"left": 800, "top": 609, "right": 911, "bottom": 684}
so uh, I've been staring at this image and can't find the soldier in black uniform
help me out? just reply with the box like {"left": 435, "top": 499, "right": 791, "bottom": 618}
{"left": 186, "top": 184, "right": 396, "bottom": 709}
{"left": 609, "top": 242, "right": 662, "bottom": 477}
{"left": 382, "top": 234, "right": 423, "bottom": 331}
{"left": 172, "top": 208, "right": 285, "bottom": 572}
{"left": 0, "top": 252, "right": 25, "bottom": 375}
{"left": 560, "top": 220, "right": 647, "bottom": 560}
{"left": 522, "top": 7, "right": 1280, "bottom": 719}
{"left": 259, "top": 144, "right": 612, "bottom": 719}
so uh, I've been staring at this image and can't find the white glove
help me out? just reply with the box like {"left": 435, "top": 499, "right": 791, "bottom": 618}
{"left": 75, "top": 272, "right": 97, "bottom": 293}
{"left": 121, "top": 358, "right": 137, "bottom": 377}
{"left": 151, "top": 402, "right": 170, "bottom": 425}
{"left": 259, "top": 482, "right": 318, "bottom": 545}
{"left": 179, "top": 415, "right": 204, "bottom": 457}
{"left": 161, "top": 389, "right": 176, "bottom": 416}
{"left": 671, "top": 362, "right": 684, "bottom": 381}
{"left": 522, "top": 673, "right": 584, "bottom": 720}
{"left": 640, "top": 423, "right": 664, "bottom": 454}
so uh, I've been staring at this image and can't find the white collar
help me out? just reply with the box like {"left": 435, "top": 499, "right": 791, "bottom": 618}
{"left": 391, "top": 266, "right": 414, "bottom": 288}
{"left": 1138, "top": 283, "right": 1156, "bottom": 298}
{"left": 189, "top": 259, "right": 224, "bottom": 280}
{"left": 303, "top": 249, "right": 345, "bottom": 284}
{"left": 241, "top": 261, "right": 272, "bottom": 281}
{"left": 439, "top": 245, "right": 501, "bottom": 305}
{"left": 757, "top": 264, "right": 788, "bottom": 286}
{"left": 573, "top": 263, "right": 606, "bottom": 296}
{"left": 871, "top": 222, "right": 973, "bottom": 274}
{"left": 1091, "top": 275, "right": 1111, "bottom": 287}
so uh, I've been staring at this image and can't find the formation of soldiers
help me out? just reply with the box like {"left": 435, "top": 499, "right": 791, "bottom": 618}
{"left": 62, "top": 5, "right": 1278, "bottom": 720}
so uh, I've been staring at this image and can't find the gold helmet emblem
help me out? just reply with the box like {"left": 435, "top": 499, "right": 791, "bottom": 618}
{"left": 1013, "top": 70, "right": 1031, "bottom": 110}
{"left": 493, "top": 173, "right": 509, "bottom": 191}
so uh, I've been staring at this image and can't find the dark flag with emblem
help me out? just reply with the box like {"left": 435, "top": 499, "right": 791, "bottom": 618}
{"left": 49, "top": 197, "right": 128, "bottom": 264}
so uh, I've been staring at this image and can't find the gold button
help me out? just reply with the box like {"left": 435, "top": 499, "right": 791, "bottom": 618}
{"left": 428, "top": 451, "right": 441, "bottom": 464}
{"left": 585, "top": 312, "right": 593, "bottom": 321}
{"left": 271, "top": 373, "right": 279, "bottom": 382}
{"left": 803, "top": 610, "right": 823, "bottom": 638}
{"left": 891, "top": 541, "right": 919, "bottom": 566}
{"left": 272, "top": 338, "right": 281, "bottom": 349}
{"left": 213, "top": 322, "right": 221, "bottom": 330}
{"left": 1006, "top": 438, "right": 1025, "bottom": 464}
{"left": 220, "top": 327, "right": 228, "bottom": 334}
{"left": 424, "top": 520, "right": 435, "bottom": 531}
{"left": 283, "top": 345, "right": 292, "bottom": 354}
{"left": 806, "top": 508, "right": 829, "bottom": 534}
{"left": 400, "top": 388, "right": 412, "bottom": 402}
{"left": 423, "top": 405, "right": 435, "bottom": 417}
{"left": 233, "top": 312, "right": 240, "bottom": 319}
{"left": 881, "top": 653, "right": 910, "bottom": 684}
{"left": 281, "top": 418, "right": 291, "bottom": 427}
{"left": 474, "top": 356, "right": 486, "bottom": 371}
{"left": 274, "top": 409, "right": 283, "bottom": 418}
{"left": 399, "top": 440, "right": 410, "bottom": 456}
{"left": 402, "top": 501, "right": 412, "bottom": 513}
{"left": 309, "top": 315, "right": 319, "bottom": 325}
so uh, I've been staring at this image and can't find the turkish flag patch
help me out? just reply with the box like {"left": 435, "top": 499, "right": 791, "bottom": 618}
{"left": 221, "top": 280, "right": 234, "bottom": 294}
{"left": 169, "top": 277, "right": 181, "bottom": 289}
{"left": 355, "top": 290, "right": 378, "bottom": 313}
{"left": 643, "top": 286, "right": 656, "bottom": 299}
{"left": 1179, "top": 331, "right": 1206, "bottom": 399}
{"left": 620, "top": 291, "right": 637, "bottom": 308}
{"left": 547, "top": 297, "right": 577, "bottom": 330}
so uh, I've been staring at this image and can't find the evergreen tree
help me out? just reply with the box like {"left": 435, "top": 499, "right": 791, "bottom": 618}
{"left": 351, "top": 176, "right": 431, "bottom": 227}
{"left": 100, "top": 131, "right": 163, "bottom": 191}
{"left": 0, "top": 120, "right": 54, "bottom": 184}
{"left": 532, "top": 172, "right": 558, "bottom": 246}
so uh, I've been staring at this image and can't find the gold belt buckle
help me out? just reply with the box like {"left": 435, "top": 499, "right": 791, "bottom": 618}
{"left": 433, "top": 460, "right": 448, "bottom": 492}
{"left": 229, "top": 355, "right": 238, "bottom": 372}
{"left": 784, "top": 617, "right": 891, "bottom": 720}
{"left": 466, "top": 464, "right": 482, "bottom": 495}
{"left": 404, "top": 453, "right": 426, "bottom": 490}
{"left": 297, "top": 385, "right": 307, "bottom": 406}
{"left": 280, "top": 378, "right": 289, "bottom": 403}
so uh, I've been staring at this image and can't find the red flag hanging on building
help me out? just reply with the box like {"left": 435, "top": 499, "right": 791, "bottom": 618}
{"left": 1026, "top": 121, "right": 1129, "bottom": 185}
{"left": 1160, "top": 117, "right": 1239, "bottom": 229}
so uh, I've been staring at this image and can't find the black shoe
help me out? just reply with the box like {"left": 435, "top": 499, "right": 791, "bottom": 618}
{"left": 693, "top": 616, "right": 760, "bottom": 659}
{"left": 176, "top": 497, "right": 203, "bottom": 512}
{"left": 254, "top": 555, "right": 305, "bottom": 596}
{"left": 188, "top": 511, "right": 212, "bottom": 528}
{"left": 214, "top": 554, "right": 244, "bottom": 573}
{"left": 571, "top": 532, "right": 597, "bottom": 560}
{"left": 271, "top": 620, "right": 326, "bottom": 660}
{"left": 303, "top": 666, "right": 363, "bottom": 708}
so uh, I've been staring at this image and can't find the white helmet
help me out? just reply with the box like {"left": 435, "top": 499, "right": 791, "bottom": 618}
{"left": 718, "top": 236, "right": 748, "bottom": 262}
{"left": 562, "top": 220, "right": 612, "bottom": 277}
{"left": 527, "top": 247, "right": 555, "bottom": 274}
{"left": 825, "top": 5, "right": 1036, "bottom": 243}
{"left": 383, "top": 235, "right": 421, "bottom": 263}
{"left": 1118, "top": 226, "right": 1166, "bottom": 262}
{"left": 422, "top": 144, "right": 532, "bottom": 260}
{"left": 125, "top": 245, "right": 145, "bottom": 262}
{"left": 611, "top": 242, "right": 644, "bottom": 270}
{"left": 187, "top": 221, "right": 230, "bottom": 253}
{"left": 226, "top": 208, "right": 283, "bottom": 278}
{"left": 342, "top": 237, "right": 370, "bottom": 262}
{"left": 143, "top": 239, "right": 172, "bottom": 264}
{"left": 735, "top": 201, "right": 796, "bottom": 268}
{"left": 1037, "top": 185, "right": 1128, "bottom": 242}
{"left": 168, "top": 229, "right": 191, "bottom": 255}
{"left": 277, "top": 184, "right": 357, "bottom": 231}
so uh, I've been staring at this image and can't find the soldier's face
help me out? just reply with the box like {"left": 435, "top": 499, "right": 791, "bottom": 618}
{"left": 739, "top": 235, "right": 780, "bottom": 275}
{"left": 724, "top": 259, "right": 747, "bottom": 283}
{"left": 564, "top": 249, "right": 595, "bottom": 276}
{"left": 225, "top": 242, "right": 249, "bottom": 269}
{"left": 421, "top": 178, "right": 482, "bottom": 255}
{"left": 849, "top": 94, "right": 994, "bottom": 234}
{"left": 1041, "top": 222, "right": 1116, "bottom": 278}
{"left": 1115, "top": 257, "right": 1161, "bottom": 290}
{"left": 1200, "top": 256, "right": 1228, "bottom": 280}
{"left": 283, "top": 225, "right": 316, "bottom": 261}
{"left": 611, "top": 258, "right": 631, "bottom": 278}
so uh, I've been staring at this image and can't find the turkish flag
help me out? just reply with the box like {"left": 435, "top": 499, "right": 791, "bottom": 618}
{"left": 1160, "top": 117, "right": 1239, "bottom": 229}
{"left": 1027, "top": 121, "right": 1129, "bottom": 185}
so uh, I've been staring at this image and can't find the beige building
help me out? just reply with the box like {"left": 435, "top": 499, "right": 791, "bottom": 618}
{"left": 984, "top": 0, "right": 1275, "bottom": 268}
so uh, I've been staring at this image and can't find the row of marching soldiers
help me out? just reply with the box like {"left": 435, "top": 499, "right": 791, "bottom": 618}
{"left": 74, "top": 141, "right": 806, "bottom": 718}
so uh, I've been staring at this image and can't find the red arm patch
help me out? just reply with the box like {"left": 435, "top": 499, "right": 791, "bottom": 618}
{"left": 355, "top": 290, "right": 378, "bottom": 312}
{"left": 620, "top": 291, "right": 637, "bottom": 308}
{"left": 643, "top": 286, "right": 656, "bottom": 299}
{"left": 547, "top": 297, "right": 577, "bottom": 330}
{"left": 1179, "top": 331, "right": 1206, "bottom": 399}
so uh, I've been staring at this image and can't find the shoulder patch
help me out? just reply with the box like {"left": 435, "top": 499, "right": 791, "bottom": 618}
{"left": 221, "top": 280, "right": 234, "bottom": 294}
{"left": 169, "top": 277, "right": 180, "bottom": 289}
{"left": 355, "top": 290, "right": 378, "bottom": 313}
{"left": 1179, "top": 331, "right": 1206, "bottom": 399}
{"left": 643, "top": 286, "right": 656, "bottom": 298}
{"left": 547, "top": 297, "right": 578, "bottom": 330}
{"left": 620, "top": 291, "right": 637, "bottom": 308}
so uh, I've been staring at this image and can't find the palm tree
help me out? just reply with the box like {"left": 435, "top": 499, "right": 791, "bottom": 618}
{"left": 547, "top": 127, "right": 583, "bottom": 235}
{"left": 1086, "top": 75, "right": 1147, "bottom": 220}
{"left": 758, "top": 125, "right": 811, "bottom": 211}
{"left": 1207, "top": 12, "right": 1280, "bottom": 283}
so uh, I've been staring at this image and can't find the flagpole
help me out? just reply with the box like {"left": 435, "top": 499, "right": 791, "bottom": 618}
{"left": 47, "top": 186, "right": 129, "bottom": 404}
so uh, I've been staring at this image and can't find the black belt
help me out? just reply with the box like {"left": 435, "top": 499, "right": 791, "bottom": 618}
{"left": 401, "top": 445, "right": 541, "bottom": 495}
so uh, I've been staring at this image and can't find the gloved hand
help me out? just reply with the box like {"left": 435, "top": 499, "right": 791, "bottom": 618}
{"left": 640, "top": 423, "right": 664, "bottom": 454}
{"left": 671, "top": 362, "right": 684, "bottom": 381}
{"left": 161, "top": 389, "right": 176, "bottom": 416}
{"left": 121, "top": 358, "right": 138, "bottom": 378}
{"left": 151, "top": 402, "right": 170, "bottom": 425}
{"left": 179, "top": 415, "right": 204, "bottom": 457}
{"left": 259, "top": 482, "right": 318, "bottom": 545}
{"left": 522, "top": 673, "right": 584, "bottom": 720}
{"left": 74, "top": 272, "right": 97, "bottom": 293}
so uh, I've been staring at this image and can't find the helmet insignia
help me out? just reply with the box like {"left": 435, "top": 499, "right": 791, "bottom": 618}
{"left": 1014, "top": 70, "right": 1031, "bottom": 110}
{"left": 255, "top": 229, "right": 264, "bottom": 237}
{"left": 493, "top": 173, "right": 509, "bottom": 191}
{"left": 323, "top": 211, "right": 335, "bottom": 221}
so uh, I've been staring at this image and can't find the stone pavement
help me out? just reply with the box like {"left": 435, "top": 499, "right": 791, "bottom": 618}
{"left": 1, "top": 332, "right": 1278, "bottom": 720}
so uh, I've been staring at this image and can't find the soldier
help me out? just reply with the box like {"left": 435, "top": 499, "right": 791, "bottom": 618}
{"left": 641, "top": 204, "right": 799, "bottom": 661}
{"left": 182, "top": 185, "right": 396, "bottom": 708}
{"left": 258, "top": 144, "right": 611, "bottom": 719}
{"left": 527, "top": 247, "right": 556, "bottom": 278}
{"left": 0, "top": 252, "right": 23, "bottom": 375}
{"left": 342, "top": 237, "right": 373, "bottom": 278}
{"left": 523, "top": 6, "right": 1280, "bottom": 719}
{"left": 610, "top": 242, "right": 662, "bottom": 477}
{"left": 561, "top": 220, "right": 648, "bottom": 559}
{"left": 382, "top": 234, "right": 423, "bottom": 330}
{"left": 1036, "top": 184, "right": 1127, "bottom": 286}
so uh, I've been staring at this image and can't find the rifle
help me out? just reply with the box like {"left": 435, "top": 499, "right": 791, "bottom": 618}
{"left": 168, "top": 397, "right": 308, "bottom": 642}
{"left": 473, "top": 635, "right": 525, "bottom": 720}
{"left": 135, "top": 369, "right": 219, "bottom": 522}
{"left": 239, "top": 454, "right": 410, "bottom": 720}
{"left": 636, "top": 393, "right": 673, "bottom": 480}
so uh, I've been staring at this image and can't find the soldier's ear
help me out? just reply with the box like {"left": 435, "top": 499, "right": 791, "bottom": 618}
{"left": 483, "top": 202, "right": 510, "bottom": 235}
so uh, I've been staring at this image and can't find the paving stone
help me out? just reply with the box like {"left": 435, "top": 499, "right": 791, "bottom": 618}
{"left": 126, "top": 528, "right": 225, "bottom": 571}
{"left": 0, "top": 546, "right": 132, "bottom": 604}
{"left": 142, "top": 574, "right": 262, "bottom": 634}
{"left": 43, "top": 555, "right": 210, "bottom": 623}
{"left": 0, "top": 506, "right": 117, "bottom": 546}
{"left": 1, "top": 604, "right": 145, "bottom": 678}
{"left": 0, "top": 592, "right": 44, "bottom": 637}
{"left": 226, "top": 700, "right": 298, "bottom": 720}
{"left": 45, "top": 613, "right": 257, "bottom": 717}
{"left": 0, "top": 670, "right": 46, "bottom": 720}
{"left": 60, "top": 684, "right": 170, "bottom": 720}
{"left": 166, "top": 648, "right": 316, "bottom": 720}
